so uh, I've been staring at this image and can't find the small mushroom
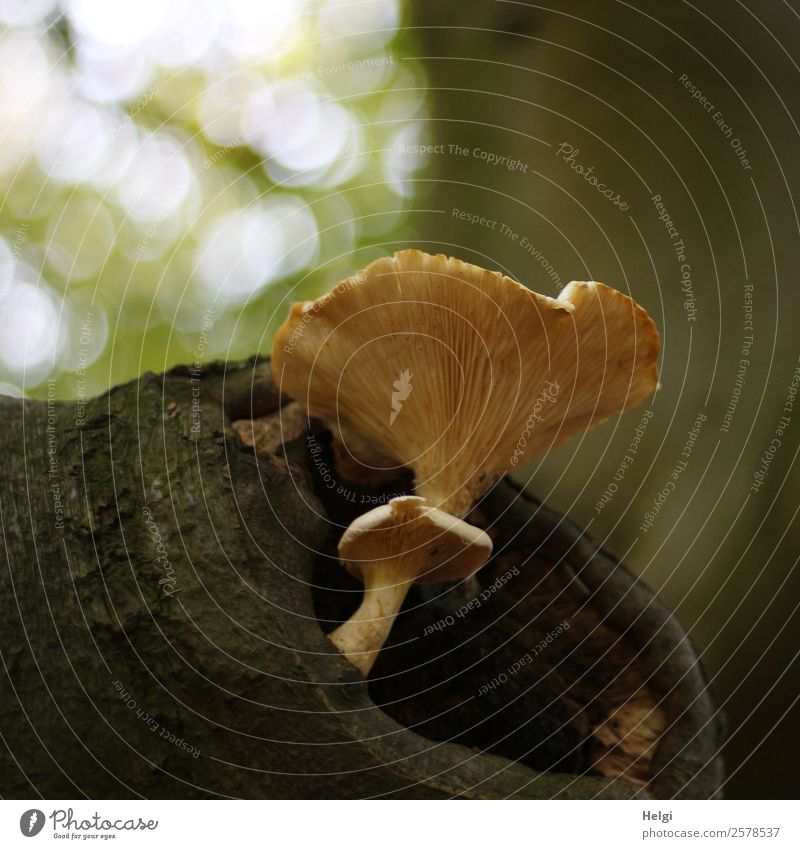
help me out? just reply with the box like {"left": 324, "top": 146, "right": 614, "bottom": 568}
{"left": 329, "top": 496, "right": 492, "bottom": 675}
{"left": 272, "top": 249, "right": 659, "bottom": 516}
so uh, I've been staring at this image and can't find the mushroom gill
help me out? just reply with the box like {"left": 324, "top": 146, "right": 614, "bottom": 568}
{"left": 272, "top": 249, "right": 660, "bottom": 517}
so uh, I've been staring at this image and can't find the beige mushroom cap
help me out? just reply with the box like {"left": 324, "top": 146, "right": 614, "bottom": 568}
{"left": 273, "top": 249, "right": 659, "bottom": 516}
{"left": 339, "top": 495, "right": 492, "bottom": 585}
{"left": 329, "top": 495, "right": 492, "bottom": 675}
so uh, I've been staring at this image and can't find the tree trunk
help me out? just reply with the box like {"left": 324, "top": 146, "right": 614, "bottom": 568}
{"left": 0, "top": 358, "right": 722, "bottom": 798}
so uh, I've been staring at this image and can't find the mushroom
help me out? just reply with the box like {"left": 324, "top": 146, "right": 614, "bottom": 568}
{"left": 272, "top": 249, "right": 659, "bottom": 516}
{"left": 329, "top": 495, "right": 492, "bottom": 675}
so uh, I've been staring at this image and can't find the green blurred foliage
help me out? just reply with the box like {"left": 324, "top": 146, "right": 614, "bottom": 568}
{"left": 0, "top": 0, "right": 427, "bottom": 399}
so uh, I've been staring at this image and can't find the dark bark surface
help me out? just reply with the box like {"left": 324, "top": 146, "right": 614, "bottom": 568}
{"left": 0, "top": 358, "right": 722, "bottom": 798}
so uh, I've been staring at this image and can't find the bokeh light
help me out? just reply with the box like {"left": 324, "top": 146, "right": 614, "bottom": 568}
{"left": 0, "top": 0, "right": 425, "bottom": 396}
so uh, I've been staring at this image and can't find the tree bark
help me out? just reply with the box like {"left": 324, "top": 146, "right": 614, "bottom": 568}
{"left": 0, "top": 358, "right": 722, "bottom": 798}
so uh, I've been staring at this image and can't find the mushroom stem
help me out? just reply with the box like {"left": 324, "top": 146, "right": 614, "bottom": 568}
{"left": 328, "top": 566, "right": 412, "bottom": 676}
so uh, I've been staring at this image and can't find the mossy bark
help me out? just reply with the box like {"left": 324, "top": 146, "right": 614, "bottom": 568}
{"left": 0, "top": 358, "right": 720, "bottom": 798}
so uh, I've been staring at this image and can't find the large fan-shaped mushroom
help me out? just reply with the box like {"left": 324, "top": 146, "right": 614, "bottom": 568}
{"left": 273, "top": 249, "right": 659, "bottom": 517}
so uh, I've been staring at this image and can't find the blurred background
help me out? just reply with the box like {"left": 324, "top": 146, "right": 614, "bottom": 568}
{"left": 0, "top": 0, "right": 427, "bottom": 395}
{"left": 1, "top": 0, "right": 797, "bottom": 798}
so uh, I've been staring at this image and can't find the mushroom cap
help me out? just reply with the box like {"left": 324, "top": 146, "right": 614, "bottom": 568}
{"left": 338, "top": 496, "right": 492, "bottom": 585}
{"left": 272, "top": 249, "right": 660, "bottom": 515}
